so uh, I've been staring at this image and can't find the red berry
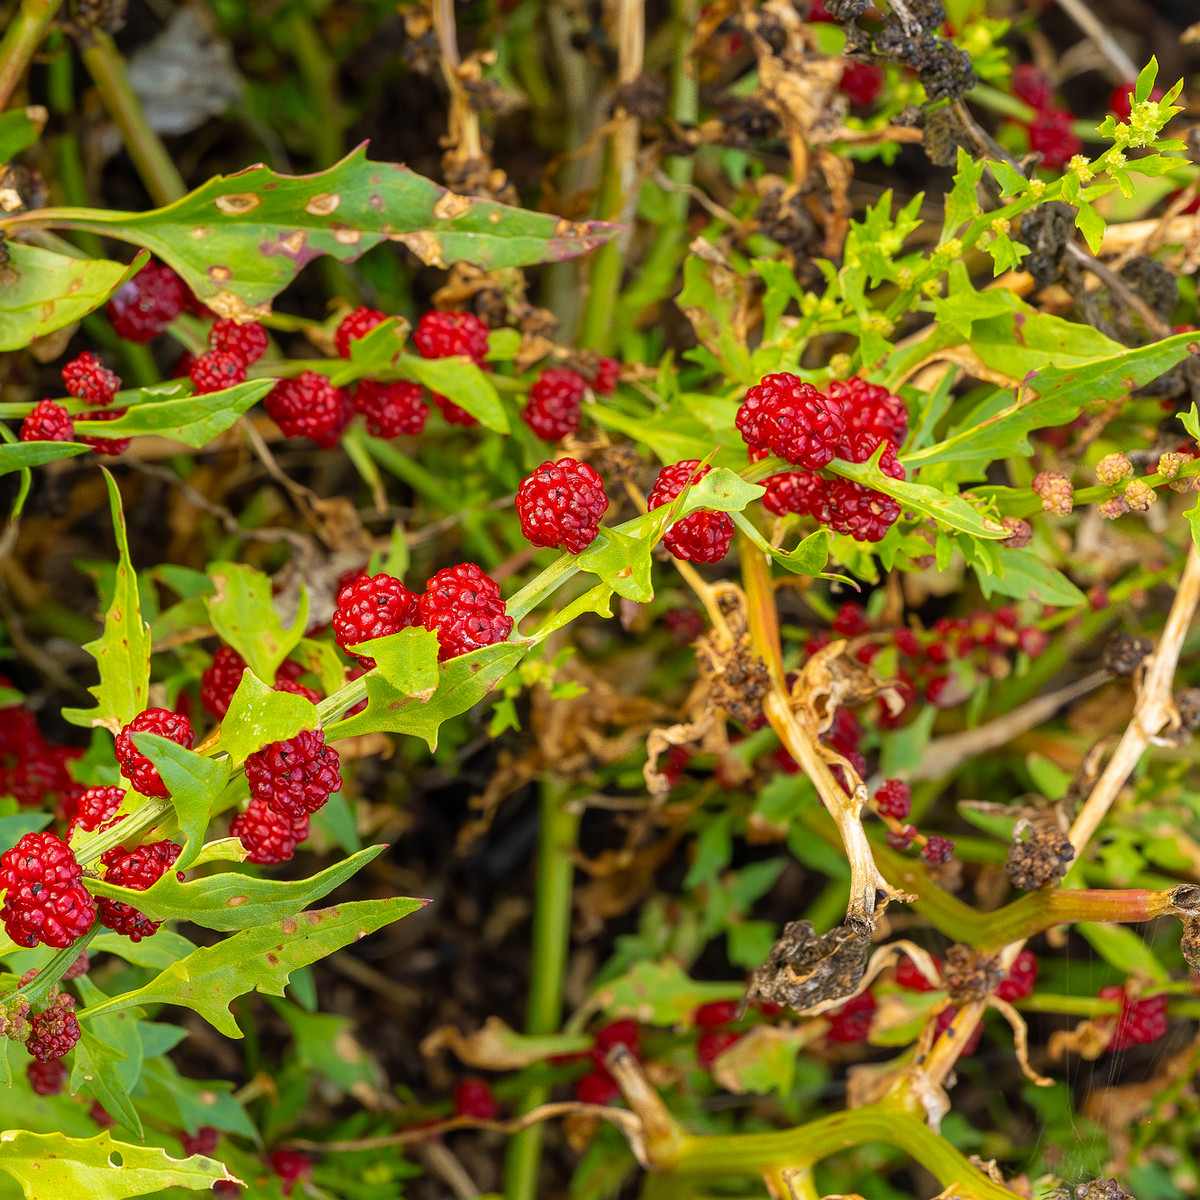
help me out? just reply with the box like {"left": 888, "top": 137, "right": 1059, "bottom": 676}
{"left": 1017, "top": 626, "right": 1049, "bottom": 657}
{"left": 874, "top": 779, "right": 912, "bottom": 820}
{"left": 1028, "top": 109, "right": 1082, "bottom": 171}
{"left": 25, "top": 994, "right": 80, "bottom": 1061}
{"left": 79, "top": 407, "right": 131, "bottom": 456}
{"left": 1099, "top": 986, "right": 1168, "bottom": 1050}
{"left": 230, "top": 797, "right": 309, "bottom": 865}
{"left": 755, "top": 1000, "right": 785, "bottom": 1017}
{"left": 413, "top": 310, "right": 489, "bottom": 363}
{"left": 516, "top": 458, "right": 609, "bottom": 554}
{"left": 27, "top": 1058, "right": 69, "bottom": 1096}
{"left": 824, "top": 479, "right": 900, "bottom": 543}
{"left": 920, "top": 834, "right": 955, "bottom": 864}
{"left": 98, "top": 840, "right": 182, "bottom": 941}
{"left": 19, "top": 400, "right": 74, "bottom": 443}
{"left": 332, "top": 573, "right": 422, "bottom": 666}
{"left": 62, "top": 352, "right": 120, "bottom": 406}
{"left": 592, "top": 356, "right": 620, "bottom": 395}
{"left": 996, "top": 950, "right": 1038, "bottom": 1003}
{"left": 737, "top": 373, "right": 845, "bottom": 469}
{"left": 1012, "top": 63, "right": 1055, "bottom": 112}
{"left": 209, "top": 318, "right": 269, "bottom": 366}
{"left": 832, "top": 603, "right": 868, "bottom": 637}
{"left": 267, "top": 1149, "right": 313, "bottom": 1197}
{"left": 0, "top": 832, "right": 95, "bottom": 949}
{"left": 353, "top": 380, "right": 428, "bottom": 438}
{"left": 418, "top": 563, "right": 513, "bottom": 662}
{"left": 839, "top": 61, "right": 883, "bottom": 108}
{"left": 761, "top": 469, "right": 829, "bottom": 517}
{"left": 887, "top": 823, "right": 917, "bottom": 849}
{"left": 697, "top": 1028, "right": 742, "bottom": 1068}
{"left": 275, "top": 677, "right": 320, "bottom": 706}
{"left": 647, "top": 461, "right": 735, "bottom": 564}
{"left": 245, "top": 729, "right": 342, "bottom": 819}
{"left": 895, "top": 954, "right": 939, "bottom": 992}
{"left": 827, "top": 376, "right": 909, "bottom": 450}
{"left": 430, "top": 391, "right": 479, "bottom": 427}
{"left": 264, "top": 371, "right": 349, "bottom": 444}
{"left": 106, "top": 261, "right": 187, "bottom": 343}
{"left": 826, "top": 991, "right": 876, "bottom": 1043}
{"left": 522, "top": 367, "right": 587, "bottom": 441}
{"left": 114, "top": 708, "right": 195, "bottom": 798}
{"left": 181, "top": 1126, "right": 219, "bottom": 1157}
{"left": 1110, "top": 81, "right": 1164, "bottom": 122}
{"left": 189, "top": 350, "right": 247, "bottom": 395}
{"left": 68, "top": 786, "right": 126, "bottom": 838}
{"left": 593, "top": 1019, "right": 640, "bottom": 1061}
{"left": 893, "top": 627, "right": 922, "bottom": 656}
{"left": 310, "top": 384, "right": 355, "bottom": 449}
{"left": 693, "top": 1001, "right": 739, "bottom": 1026}
{"left": 200, "top": 646, "right": 249, "bottom": 718}
{"left": 575, "top": 1070, "right": 620, "bottom": 1105}
{"left": 334, "top": 307, "right": 387, "bottom": 358}
{"left": 453, "top": 1077, "right": 499, "bottom": 1120}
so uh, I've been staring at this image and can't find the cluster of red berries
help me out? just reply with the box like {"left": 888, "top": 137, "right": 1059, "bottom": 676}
{"left": 741, "top": 374, "right": 908, "bottom": 543}
{"left": 692, "top": 1000, "right": 744, "bottom": 1068}
{"left": 333, "top": 565, "right": 514, "bottom": 666}
{"left": 1010, "top": 64, "right": 1083, "bottom": 171}
{"left": 649, "top": 461, "right": 735, "bottom": 563}
{"left": 200, "top": 647, "right": 318, "bottom": 719}
{"left": 572, "top": 1019, "right": 640, "bottom": 1105}
{"left": 1097, "top": 985, "right": 1168, "bottom": 1051}
{"left": 0, "top": 831, "right": 94, "bottom": 949}
{"left": 18, "top": 351, "right": 131, "bottom": 454}
{"left": 26, "top": 992, "right": 81, "bottom": 1062}
{"left": 188, "top": 317, "right": 269, "bottom": 396}
{"left": 98, "top": 840, "right": 182, "bottom": 942}
{"left": 107, "top": 260, "right": 193, "bottom": 343}
{"left": 114, "top": 707, "right": 195, "bottom": 799}
{"left": 0, "top": 688, "right": 82, "bottom": 812}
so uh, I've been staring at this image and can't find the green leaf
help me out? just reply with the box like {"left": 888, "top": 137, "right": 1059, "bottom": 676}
{"left": 81, "top": 896, "right": 425, "bottom": 1036}
{"left": 70, "top": 982, "right": 145, "bottom": 1137}
{"left": 275, "top": 1004, "right": 379, "bottom": 1093}
{"left": 351, "top": 626, "right": 441, "bottom": 700}
{"left": 75, "top": 380, "right": 274, "bottom": 449}
{"left": 212, "top": 670, "right": 319, "bottom": 765}
{"left": 1078, "top": 922, "right": 1170, "bottom": 985}
{"left": 0, "top": 438, "right": 91, "bottom": 478}
{"left": 128, "top": 734, "right": 231, "bottom": 869}
{"left": 730, "top": 514, "right": 839, "bottom": 578}
{"left": 90, "top": 929, "right": 197, "bottom": 970}
{"left": 575, "top": 522, "right": 656, "bottom": 602}
{"left": 87, "top": 844, "right": 386, "bottom": 931}
{"left": 675, "top": 467, "right": 765, "bottom": 517}
{"left": 0, "top": 245, "right": 147, "bottom": 351}
{"left": 591, "top": 960, "right": 743, "bottom": 1026}
{"left": 530, "top": 582, "right": 615, "bottom": 641}
{"left": 0, "top": 1130, "right": 235, "bottom": 1198}
{"left": 27, "top": 145, "right": 618, "bottom": 315}
{"left": 141, "top": 1058, "right": 256, "bottom": 1139}
{"left": 0, "top": 107, "right": 43, "bottom": 163}
{"left": 329, "top": 642, "right": 527, "bottom": 750}
{"left": 206, "top": 562, "right": 308, "bottom": 683}
{"left": 63, "top": 470, "right": 151, "bottom": 731}
{"left": 975, "top": 546, "right": 1086, "bottom": 608}
{"left": 395, "top": 354, "right": 508, "bottom": 433}
{"left": 1134, "top": 57, "right": 1159, "bottom": 105}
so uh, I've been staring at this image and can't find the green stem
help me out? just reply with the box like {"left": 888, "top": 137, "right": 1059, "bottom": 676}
{"left": 79, "top": 31, "right": 186, "bottom": 206}
{"left": 504, "top": 777, "right": 579, "bottom": 1200}
{"left": 16, "top": 924, "right": 99, "bottom": 1008}
{"left": 0, "top": 0, "right": 62, "bottom": 111}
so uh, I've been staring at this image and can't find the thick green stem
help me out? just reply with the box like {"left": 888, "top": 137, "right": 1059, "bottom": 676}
{"left": 79, "top": 31, "right": 186, "bottom": 206}
{"left": 504, "top": 777, "right": 579, "bottom": 1200}
{"left": 0, "top": 0, "right": 62, "bottom": 111}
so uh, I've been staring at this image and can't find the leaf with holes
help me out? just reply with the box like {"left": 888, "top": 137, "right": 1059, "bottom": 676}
{"left": 4, "top": 145, "right": 619, "bottom": 318}
{"left": 81, "top": 897, "right": 426, "bottom": 1036}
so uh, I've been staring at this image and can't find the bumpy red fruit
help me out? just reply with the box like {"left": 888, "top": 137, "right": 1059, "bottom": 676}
{"left": 115, "top": 708, "right": 195, "bottom": 798}
{"left": 697, "top": 1029, "right": 742, "bottom": 1068}
{"left": 79, "top": 407, "right": 131, "bottom": 456}
{"left": 353, "top": 380, "right": 428, "bottom": 438}
{"left": 693, "top": 1000, "right": 739, "bottom": 1026}
{"left": 737, "top": 373, "right": 845, "bottom": 469}
{"left": 106, "top": 261, "right": 187, "bottom": 343}
{"left": 275, "top": 677, "right": 320, "bottom": 705}
{"left": 839, "top": 61, "right": 883, "bottom": 107}
{"left": 332, "top": 573, "right": 422, "bottom": 666}
{"left": 27, "top": 1058, "right": 69, "bottom": 1096}
{"left": 895, "top": 954, "right": 939, "bottom": 992}
{"left": 430, "top": 391, "right": 479, "bottom": 427}
{"left": 996, "top": 950, "right": 1038, "bottom": 1003}
{"left": 593, "top": 1019, "right": 640, "bottom": 1062}
{"left": 0, "top": 832, "right": 95, "bottom": 949}
{"left": 189, "top": 350, "right": 247, "bottom": 395}
{"left": 62, "top": 352, "right": 120, "bottom": 405}
{"left": 875, "top": 779, "right": 911, "bottom": 819}
{"left": 592, "top": 356, "right": 620, "bottom": 395}
{"left": 264, "top": 371, "right": 349, "bottom": 444}
{"left": 200, "top": 646, "right": 249, "bottom": 717}
{"left": 68, "top": 786, "right": 126, "bottom": 838}
{"left": 1012, "top": 63, "right": 1054, "bottom": 112}
{"left": 522, "top": 367, "right": 587, "bottom": 441}
{"left": 1028, "top": 109, "right": 1082, "bottom": 170}
{"left": 209, "top": 318, "right": 269, "bottom": 366}
{"left": 761, "top": 469, "right": 828, "bottom": 518}
{"left": 335, "top": 307, "right": 387, "bottom": 358}
{"left": 825, "top": 479, "right": 900, "bottom": 543}
{"left": 230, "top": 797, "right": 309, "bottom": 865}
{"left": 20, "top": 400, "right": 74, "bottom": 443}
{"left": 647, "top": 461, "right": 734, "bottom": 564}
{"left": 1110, "top": 81, "right": 1164, "bottom": 122}
{"left": 575, "top": 1070, "right": 620, "bottom": 1105}
{"left": 268, "top": 1149, "right": 313, "bottom": 1197}
{"left": 828, "top": 376, "right": 909, "bottom": 450}
{"left": 419, "top": 563, "right": 513, "bottom": 661}
{"left": 454, "top": 1078, "right": 499, "bottom": 1119}
{"left": 921, "top": 834, "right": 955, "bottom": 864}
{"left": 413, "top": 310, "right": 490, "bottom": 362}
{"left": 98, "top": 840, "right": 182, "bottom": 941}
{"left": 26, "top": 994, "right": 80, "bottom": 1061}
{"left": 516, "top": 458, "right": 609, "bottom": 554}
{"left": 826, "top": 991, "right": 876, "bottom": 1043}
{"left": 245, "top": 730, "right": 342, "bottom": 819}
{"left": 311, "top": 385, "right": 355, "bottom": 449}
{"left": 1099, "top": 986, "right": 1168, "bottom": 1050}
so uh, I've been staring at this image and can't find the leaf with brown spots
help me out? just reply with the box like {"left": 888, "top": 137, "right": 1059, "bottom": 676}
{"left": 4, "top": 145, "right": 621, "bottom": 313}
{"left": 79, "top": 896, "right": 425, "bottom": 1038}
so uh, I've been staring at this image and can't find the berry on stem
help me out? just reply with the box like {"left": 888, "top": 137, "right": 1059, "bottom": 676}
{"left": 419, "top": 563, "right": 513, "bottom": 661}
{"left": 19, "top": 400, "right": 74, "bottom": 443}
{"left": 827, "top": 991, "right": 876, "bottom": 1043}
{"left": 335, "top": 307, "right": 387, "bottom": 358}
{"left": 332, "top": 573, "right": 422, "bottom": 666}
{"left": 267, "top": 1149, "right": 313, "bottom": 1198}
{"left": 264, "top": 371, "right": 350, "bottom": 445}
{"left": 996, "top": 950, "right": 1038, "bottom": 1003}
{"left": 181, "top": 1126, "right": 219, "bottom": 1157}
{"left": 454, "top": 1078, "right": 499, "bottom": 1119}
{"left": 114, "top": 708, "right": 195, "bottom": 798}
{"left": 25, "top": 994, "right": 80, "bottom": 1061}
{"left": 648, "top": 461, "right": 734, "bottom": 564}
{"left": 522, "top": 367, "right": 587, "bottom": 441}
{"left": 875, "top": 779, "right": 911, "bottom": 820}
{"left": 515, "top": 458, "right": 609, "bottom": 554}
{"left": 693, "top": 1000, "right": 739, "bottom": 1026}
{"left": 27, "top": 1058, "right": 69, "bottom": 1096}
{"left": 575, "top": 1070, "right": 620, "bottom": 1105}
{"left": 697, "top": 1028, "right": 742, "bottom": 1068}
{"left": 189, "top": 350, "right": 247, "bottom": 395}
{"left": 209, "top": 318, "right": 269, "bottom": 366}
{"left": 79, "top": 408, "right": 131, "bottom": 456}
{"left": 245, "top": 730, "right": 342, "bottom": 819}
{"left": 921, "top": 834, "right": 955, "bottom": 864}
{"left": 895, "top": 954, "right": 940, "bottom": 992}
{"left": 413, "top": 310, "right": 490, "bottom": 363}
{"left": 0, "top": 832, "right": 95, "bottom": 949}
{"left": 353, "top": 380, "right": 428, "bottom": 438}
{"left": 106, "top": 261, "right": 187, "bottom": 343}
{"left": 68, "top": 785, "right": 126, "bottom": 838}
{"left": 62, "top": 352, "right": 120, "bottom": 405}
{"left": 230, "top": 797, "right": 309, "bottom": 865}
{"left": 737, "top": 373, "right": 845, "bottom": 469}
{"left": 98, "top": 840, "right": 182, "bottom": 941}
{"left": 1098, "top": 986, "right": 1168, "bottom": 1050}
